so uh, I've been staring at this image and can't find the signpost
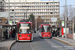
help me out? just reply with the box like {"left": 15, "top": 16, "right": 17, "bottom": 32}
{"left": 51, "top": 18, "right": 57, "bottom": 22}
{"left": 62, "top": 21, "right": 64, "bottom": 27}
{"left": 0, "top": 26, "right": 2, "bottom": 41}
{"left": 9, "top": 21, "right": 12, "bottom": 25}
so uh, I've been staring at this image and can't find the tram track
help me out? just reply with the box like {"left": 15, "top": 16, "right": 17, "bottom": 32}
{"left": 11, "top": 34, "right": 74, "bottom": 50}
{"left": 14, "top": 42, "right": 35, "bottom": 50}
{"left": 29, "top": 42, "right": 35, "bottom": 50}
{"left": 14, "top": 42, "right": 19, "bottom": 50}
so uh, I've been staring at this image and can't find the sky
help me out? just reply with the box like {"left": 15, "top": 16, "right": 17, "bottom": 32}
{"left": 42, "top": 0, "right": 75, "bottom": 16}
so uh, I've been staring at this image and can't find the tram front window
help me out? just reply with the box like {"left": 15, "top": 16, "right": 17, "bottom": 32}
{"left": 19, "top": 23, "right": 31, "bottom": 34}
{"left": 42, "top": 25, "right": 51, "bottom": 32}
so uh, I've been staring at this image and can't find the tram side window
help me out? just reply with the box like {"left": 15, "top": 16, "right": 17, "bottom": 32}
{"left": 39, "top": 28, "right": 41, "bottom": 32}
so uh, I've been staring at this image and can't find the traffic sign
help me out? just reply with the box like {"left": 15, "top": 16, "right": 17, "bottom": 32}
{"left": 9, "top": 21, "right": 12, "bottom": 25}
{"left": 62, "top": 21, "right": 64, "bottom": 27}
{"left": 51, "top": 18, "right": 57, "bottom": 22}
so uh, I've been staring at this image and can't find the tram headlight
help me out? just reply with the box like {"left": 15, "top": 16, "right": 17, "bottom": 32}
{"left": 43, "top": 33, "right": 44, "bottom": 34}
{"left": 19, "top": 35, "right": 22, "bottom": 37}
{"left": 28, "top": 35, "right": 30, "bottom": 37}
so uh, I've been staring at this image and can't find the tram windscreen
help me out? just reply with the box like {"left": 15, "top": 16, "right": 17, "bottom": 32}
{"left": 42, "top": 25, "right": 51, "bottom": 32}
{"left": 19, "top": 23, "right": 31, "bottom": 33}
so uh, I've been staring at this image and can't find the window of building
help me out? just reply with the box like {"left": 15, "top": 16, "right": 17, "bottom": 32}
{"left": 51, "top": 12, "right": 53, "bottom": 14}
{"left": 56, "top": 6, "right": 59, "bottom": 7}
{"left": 55, "top": 2, "right": 57, "bottom": 4}
{"left": 46, "top": 9, "right": 49, "bottom": 11}
{"left": 51, "top": 2, "right": 53, "bottom": 4}
{"left": 36, "top": 3, "right": 38, "bottom": 5}
{"left": 46, "top": 3, "right": 49, "bottom": 4}
{"left": 49, "top": 12, "right": 50, "bottom": 14}
{"left": 10, "top": 16, "right": 13, "bottom": 17}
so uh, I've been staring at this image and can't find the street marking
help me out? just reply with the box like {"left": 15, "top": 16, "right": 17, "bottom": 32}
{"left": 29, "top": 43, "right": 35, "bottom": 50}
{"left": 45, "top": 39, "right": 75, "bottom": 50}
{"left": 44, "top": 39, "right": 56, "bottom": 50}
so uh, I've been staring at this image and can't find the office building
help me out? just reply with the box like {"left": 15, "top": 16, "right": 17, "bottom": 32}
{"left": 3, "top": 0, "right": 59, "bottom": 26}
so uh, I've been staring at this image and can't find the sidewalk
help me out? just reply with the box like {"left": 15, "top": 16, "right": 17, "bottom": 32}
{"left": 0, "top": 38, "right": 16, "bottom": 50}
{"left": 52, "top": 37, "right": 75, "bottom": 47}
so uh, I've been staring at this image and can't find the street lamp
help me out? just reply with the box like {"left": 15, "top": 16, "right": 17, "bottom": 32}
{"left": 53, "top": 0, "right": 54, "bottom": 25}
{"left": 12, "top": 9, "right": 15, "bottom": 25}
{"left": 13, "top": 0, "right": 15, "bottom": 25}
{"left": 8, "top": 0, "right": 10, "bottom": 24}
{"left": 73, "top": 8, "right": 75, "bottom": 40}
{"left": 8, "top": 0, "right": 10, "bottom": 38}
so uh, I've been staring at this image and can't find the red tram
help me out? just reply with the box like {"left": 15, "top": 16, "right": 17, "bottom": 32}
{"left": 16, "top": 20, "right": 33, "bottom": 41}
{"left": 39, "top": 24, "right": 52, "bottom": 38}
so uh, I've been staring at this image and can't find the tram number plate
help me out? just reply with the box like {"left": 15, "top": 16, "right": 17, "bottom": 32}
{"left": 45, "top": 34, "right": 48, "bottom": 35}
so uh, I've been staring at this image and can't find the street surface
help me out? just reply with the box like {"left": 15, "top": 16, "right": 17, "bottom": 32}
{"left": 11, "top": 34, "right": 75, "bottom": 50}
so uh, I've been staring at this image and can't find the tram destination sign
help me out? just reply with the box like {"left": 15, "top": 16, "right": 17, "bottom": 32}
{"left": 51, "top": 18, "right": 57, "bottom": 22}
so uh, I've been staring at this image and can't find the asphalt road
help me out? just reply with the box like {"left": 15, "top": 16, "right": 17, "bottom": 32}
{"left": 11, "top": 34, "right": 75, "bottom": 50}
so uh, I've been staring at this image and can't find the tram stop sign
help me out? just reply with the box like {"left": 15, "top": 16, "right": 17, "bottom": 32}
{"left": 9, "top": 21, "right": 12, "bottom": 25}
{"left": 62, "top": 21, "right": 64, "bottom": 27}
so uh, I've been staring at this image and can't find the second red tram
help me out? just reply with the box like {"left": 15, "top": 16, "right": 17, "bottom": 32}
{"left": 16, "top": 20, "right": 33, "bottom": 41}
{"left": 39, "top": 24, "right": 52, "bottom": 38}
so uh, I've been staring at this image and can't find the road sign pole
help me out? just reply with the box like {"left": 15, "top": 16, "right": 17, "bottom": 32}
{"left": 8, "top": 0, "right": 10, "bottom": 38}
{"left": 65, "top": 0, "right": 67, "bottom": 38}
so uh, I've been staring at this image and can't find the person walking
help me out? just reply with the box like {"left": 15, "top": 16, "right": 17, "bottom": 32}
{"left": 9, "top": 30, "right": 12, "bottom": 38}
{"left": 57, "top": 31, "right": 60, "bottom": 37}
{"left": 11, "top": 29, "right": 14, "bottom": 38}
{"left": 55, "top": 30, "right": 58, "bottom": 37}
{"left": 53, "top": 30, "right": 55, "bottom": 37}
{"left": 52, "top": 30, "right": 54, "bottom": 36}
{"left": 13, "top": 28, "right": 16, "bottom": 39}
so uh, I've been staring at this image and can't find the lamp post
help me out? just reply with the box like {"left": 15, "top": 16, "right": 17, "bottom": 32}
{"left": 65, "top": 0, "right": 67, "bottom": 38}
{"left": 8, "top": 0, "right": 10, "bottom": 24}
{"left": 53, "top": 0, "right": 54, "bottom": 25}
{"left": 14, "top": 0, "right": 15, "bottom": 25}
{"left": 8, "top": 0, "right": 10, "bottom": 38}
{"left": 73, "top": 8, "right": 75, "bottom": 40}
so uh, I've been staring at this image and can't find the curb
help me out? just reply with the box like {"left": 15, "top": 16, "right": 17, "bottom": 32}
{"left": 52, "top": 37, "right": 75, "bottom": 47}
{"left": 8, "top": 40, "right": 16, "bottom": 50}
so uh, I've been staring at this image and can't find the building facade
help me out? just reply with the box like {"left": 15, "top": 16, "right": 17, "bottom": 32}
{"left": 0, "top": 0, "right": 4, "bottom": 12}
{"left": 3, "top": 0, "right": 59, "bottom": 26}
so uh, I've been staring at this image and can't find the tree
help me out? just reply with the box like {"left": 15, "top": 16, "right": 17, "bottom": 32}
{"left": 37, "top": 16, "right": 44, "bottom": 30}
{"left": 28, "top": 13, "right": 35, "bottom": 22}
{"left": 28, "top": 13, "right": 35, "bottom": 30}
{"left": 62, "top": 5, "right": 75, "bottom": 21}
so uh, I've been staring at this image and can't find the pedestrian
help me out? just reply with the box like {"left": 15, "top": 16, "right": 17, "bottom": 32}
{"left": 53, "top": 30, "right": 55, "bottom": 37}
{"left": 57, "top": 31, "right": 60, "bottom": 37}
{"left": 11, "top": 29, "right": 14, "bottom": 38}
{"left": 13, "top": 28, "right": 16, "bottom": 39}
{"left": 52, "top": 30, "right": 54, "bottom": 36}
{"left": 5, "top": 29, "right": 8, "bottom": 39}
{"left": 55, "top": 30, "right": 58, "bottom": 37}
